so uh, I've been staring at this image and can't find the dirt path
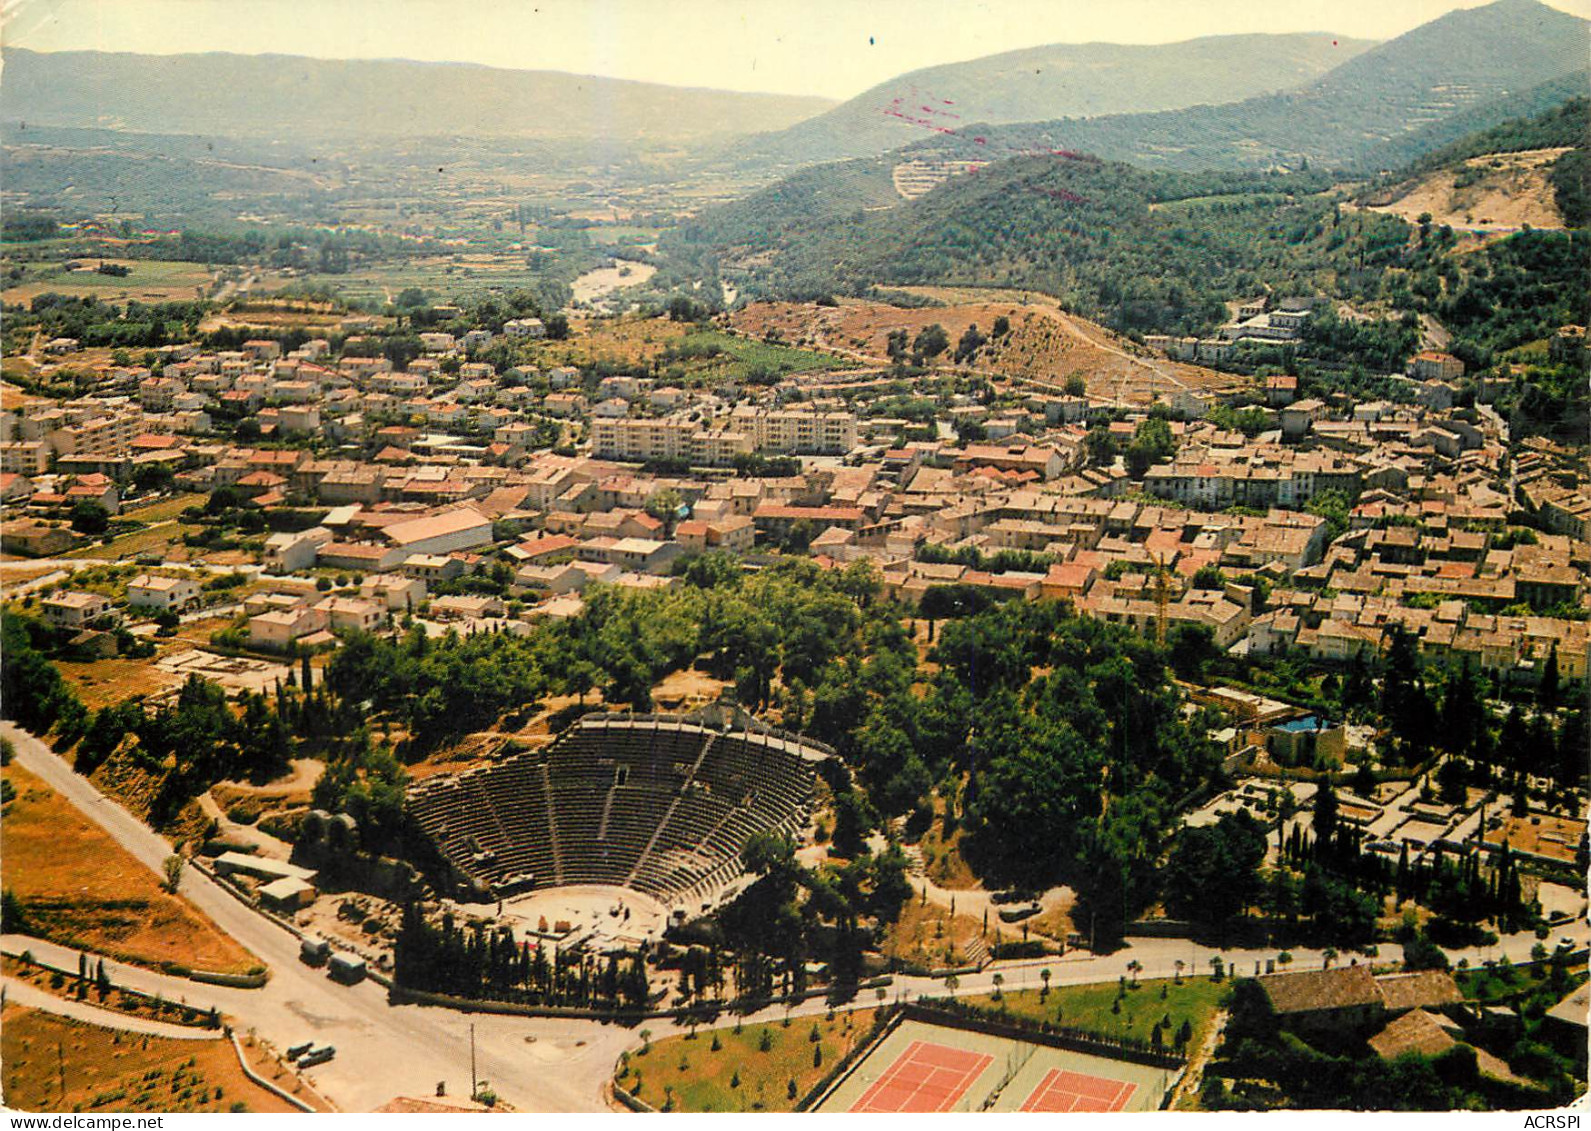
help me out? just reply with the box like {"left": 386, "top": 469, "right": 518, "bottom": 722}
{"left": 895, "top": 839, "right": 1074, "bottom": 943}
{"left": 1168, "top": 1007, "right": 1227, "bottom": 1109}
{"left": 216, "top": 758, "right": 323, "bottom": 799}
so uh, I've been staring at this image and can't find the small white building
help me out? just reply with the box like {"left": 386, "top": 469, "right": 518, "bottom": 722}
{"left": 431, "top": 594, "right": 505, "bottom": 620}
{"left": 127, "top": 573, "right": 202, "bottom": 613}
{"left": 42, "top": 591, "right": 113, "bottom": 629}
{"left": 263, "top": 526, "right": 334, "bottom": 572}
{"left": 248, "top": 605, "right": 329, "bottom": 651}
{"left": 359, "top": 573, "right": 427, "bottom": 611}
{"left": 313, "top": 595, "right": 386, "bottom": 633}
{"left": 504, "top": 317, "right": 546, "bottom": 339}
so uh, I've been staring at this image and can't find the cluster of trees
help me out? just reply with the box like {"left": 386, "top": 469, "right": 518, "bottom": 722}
{"left": 15, "top": 293, "right": 208, "bottom": 349}
{"left": 1, "top": 609, "right": 399, "bottom": 848}
{"left": 1299, "top": 308, "right": 1420, "bottom": 374}
{"left": 320, "top": 556, "right": 893, "bottom": 742}
{"left": 68, "top": 675, "right": 293, "bottom": 826}
{"left": 393, "top": 902, "right": 651, "bottom": 1009}
{"left": 1234, "top": 628, "right": 1584, "bottom": 809}
{"left": 1162, "top": 761, "right": 1542, "bottom": 951}
{"left": 1162, "top": 810, "right": 1268, "bottom": 934}
{"left": 1082, "top": 412, "right": 1179, "bottom": 476}
{"left": 917, "top": 542, "right": 1054, "bottom": 575}
{"left": 1125, "top": 416, "right": 1177, "bottom": 478}
{"left": 0, "top": 613, "right": 84, "bottom": 737}
{"left": 308, "top": 727, "right": 410, "bottom": 857}
{"left": 916, "top": 603, "right": 1222, "bottom": 943}
{"left": 1417, "top": 230, "right": 1586, "bottom": 366}
{"left": 1400, "top": 843, "right": 1532, "bottom": 941}
{"left": 883, "top": 324, "right": 952, "bottom": 368}
{"left": 2, "top": 212, "right": 61, "bottom": 241}
{"left": 713, "top": 831, "right": 911, "bottom": 1002}
{"left": 326, "top": 624, "right": 556, "bottom": 744}
{"left": 1415, "top": 655, "right": 1586, "bottom": 810}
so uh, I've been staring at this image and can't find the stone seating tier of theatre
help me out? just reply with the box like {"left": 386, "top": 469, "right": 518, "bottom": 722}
{"left": 407, "top": 714, "right": 822, "bottom": 906}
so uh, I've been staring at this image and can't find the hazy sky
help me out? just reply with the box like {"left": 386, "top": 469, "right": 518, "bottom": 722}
{"left": 4, "top": 0, "right": 1588, "bottom": 100}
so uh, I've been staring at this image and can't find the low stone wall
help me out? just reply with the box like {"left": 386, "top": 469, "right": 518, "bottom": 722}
{"left": 189, "top": 968, "right": 269, "bottom": 989}
{"left": 389, "top": 976, "right": 894, "bottom": 1023}
{"left": 610, "top": 1083, "right": 656, "bottom": 1113}
{"left": 229, "top": 1032, "right": 317, "bottom": 1113}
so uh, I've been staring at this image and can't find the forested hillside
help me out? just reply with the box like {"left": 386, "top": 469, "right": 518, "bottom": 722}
{"left": 1356, "top": 74, "right": 1590, "bottom": 173}
{"left": 1398, "top": 98, "right": 1589, "bottom": 174}
{"left": 674, "top": 156, "right": 1409, "bottom": 335}
{"left": 675, "top": 87, "right": 1588, "bottom": 351}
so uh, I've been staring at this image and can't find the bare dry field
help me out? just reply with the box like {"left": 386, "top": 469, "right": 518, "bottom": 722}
{"left": 651, "top": 666, "right": 730, "bottom": 712}
{"left": 0, "top": 1005, "right": 318, "bottom": 1113}
{"left": 1361, "top": 147, "right": 1571, "bottom": 232}
{"left": 878, "top": 894, "right": 990, "bottom": 971}
{"left": 521, "top": 313, "right": 691, "bottom": 369}
{"left": 55, "top": 656, "right": 181, "bottom": 710}
{"left": 1, "top": 763, "right": 260, "bottom": 976}
{"left": 729, "top": 289, "right": 1243, "bottom": 405}
{"left": 0, "top": 259, "right": 216, "bottom": 306}
{"left": 571, "top": 261, "right": 657, "bottom": 304}
{"left": 198, "top": 297, "right": 368, "bottom": 335}
{"left": 119, "top": 493, "right": 208, "bottom": 524}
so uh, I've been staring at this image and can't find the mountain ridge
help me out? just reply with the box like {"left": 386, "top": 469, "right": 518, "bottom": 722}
{"left": 733, "top": 32, "right": 1377, "bottom": 167}
{"left": 893, "top": 0, "right": 1590, "bottom": 171}
{"left": 0, "top": 47, "right": 837, "bottom": 144}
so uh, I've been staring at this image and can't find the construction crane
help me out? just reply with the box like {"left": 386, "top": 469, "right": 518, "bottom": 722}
{"left": 1152, "top": 551, "right": 1171, "bottom": 646}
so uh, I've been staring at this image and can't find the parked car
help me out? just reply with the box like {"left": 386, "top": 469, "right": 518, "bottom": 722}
{"left": 296, "top": 1045, "right": 336, "bottom": 1069}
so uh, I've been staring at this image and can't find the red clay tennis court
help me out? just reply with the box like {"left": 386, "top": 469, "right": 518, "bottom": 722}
{"left": 1019, "top": 1068, "right": 1139, "bottom": 1112}
{"left": 848, "top": 1039, "right": 995, "bottom": 1112}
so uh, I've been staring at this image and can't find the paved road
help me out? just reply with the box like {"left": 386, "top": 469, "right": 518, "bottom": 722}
{"left": 2, "top": 976, "right": 227, "bottom": 1041}
{"left": 3, "top": 935, "right": 220, "bottom": 1005}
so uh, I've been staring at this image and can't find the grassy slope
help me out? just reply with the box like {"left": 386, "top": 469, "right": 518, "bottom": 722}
{"left": 958, "top": 975, "right": 1229, "bottom": 1054}
{"left": 616, "top": 1008, "right": 881, "bottom": 1113}
{"left": 2, "top": 763, "right": 260, "bottom": 975}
